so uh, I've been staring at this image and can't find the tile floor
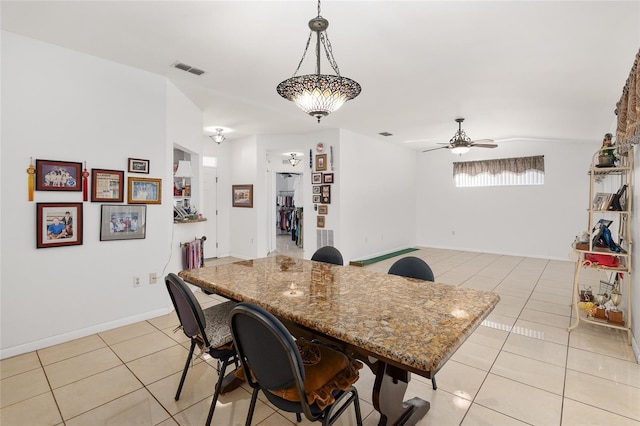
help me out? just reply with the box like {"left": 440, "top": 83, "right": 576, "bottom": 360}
{"left": 1, "top": 246, "right": 639, "bottom": 426}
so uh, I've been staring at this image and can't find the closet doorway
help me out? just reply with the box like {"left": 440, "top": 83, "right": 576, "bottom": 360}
{"left": 275, "top": 172, "right": 303, "bottom": 257}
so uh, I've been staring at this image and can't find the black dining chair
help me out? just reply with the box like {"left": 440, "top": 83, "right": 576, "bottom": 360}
{"left": 164, "top": 273, "right": 240, "bottom": 426}
{"left": 311, "top": 246, "right": 344, "bottom": 266}
{"left": 229, "top": 302, "right": 363, "bottom": 426}
{"left": 387, "top": 256, "right": 438, "bottom": 389}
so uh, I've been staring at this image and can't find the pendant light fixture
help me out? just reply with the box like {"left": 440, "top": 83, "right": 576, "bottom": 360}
{"left": 276, "top": 0, "right": 361, "bottom": 123}
{"left": 209, "top": 128, "right": 226, "bottom": 145}
{"left": 288, "top": 153, "right": 301, "bottom": 166}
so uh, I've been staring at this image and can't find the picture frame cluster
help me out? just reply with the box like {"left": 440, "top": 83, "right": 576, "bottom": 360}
{"left": 313, "top": 150, "right": 333, "bottom": 228}
{"left": 34, "top": 157, "right": 158, "bottom": 248}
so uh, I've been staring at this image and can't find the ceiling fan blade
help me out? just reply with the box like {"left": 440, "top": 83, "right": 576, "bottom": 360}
{"left": 471, "top": 138, "right": 494, "bottom": 144}
{"left": 422, "top": 146, "right": 448, "bottom": 153}
{"left": 471, "top": 143, "right": 498, "bottom": 148}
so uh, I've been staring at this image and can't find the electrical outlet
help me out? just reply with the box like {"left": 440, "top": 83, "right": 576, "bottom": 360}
{"left": 149, "top": 272, "right": 158, "bottom": 284}
{"left": 133, "top": 276, "right": 141, "bottom": 287}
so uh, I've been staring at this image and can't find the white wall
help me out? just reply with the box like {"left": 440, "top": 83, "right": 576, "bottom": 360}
{"left": 339, "top": 129, "right": 418, "bottom": 262}
{"left": 416, "top": 139, "right": 593, "bottom": 260}
{"left": 0, "top": 32, "right": 201, "bottom": 358}
{"left": 632, "top": 147, "right": 640, "bottom": 361}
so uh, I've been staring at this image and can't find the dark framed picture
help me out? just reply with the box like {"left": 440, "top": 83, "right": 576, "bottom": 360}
{"left": 312, "top": 173, "right": 322, "bottom": 184}
{"left": 321, "top": 184, "right": 331, "bottom": 204}
{"left": 91, "top": 169, "right": 124, "bottom": 202}
{"left": 318, "top": 205, "right": 328, "bottom": 215}
{"left": 128, "top": 158, "right": 150, "bottom": 174}
{"left": 35, "top": 160, "right": 82, "bottom": 191}
{"left": 315, "top": 154, "right": 327, "bottom": 172}
{"left": 127, "top": 177, "right": 162, "bottom": 204}
{"left": 100, "top": 204, "right": 146, "bottom": 241}
{"left": 317, "top": 216, "right": 325, "bottom": 228}
{"left": 36, "top": 202, "right": 83, "bottom": 248}
{"left": 313, "top": 195, "right": 321, "bottom": 203}
{"left": 323, "top": 173, "right": 334, "bottom": 184}
{"left": 232, "top": 184, "right": 254, "bottom": 208}
{"left": 312, "top": 186, "right": 321, "bottom": 194}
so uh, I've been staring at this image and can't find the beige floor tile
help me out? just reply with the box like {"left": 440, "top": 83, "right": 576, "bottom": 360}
{"left": 99, "top": 321, "right": 158, "bottom": 346}
{"left": 126, "top": 344, "right": 191, "bottom": 386}
{"left": 147, "top": 311, "right": 180, "bottom": 331}
{"left": 65, "top": 388, "right": 170, "bottom": 426}
{"left": 502, "top": 333, "right": 567, "bottom": 368}
{"left": 156, "top": 417, "right": 180, "bottom": 426}
{"left": 561, "top": 398, "right": 640, "bottom": 426}
{"left": 257, "top": 411, "right": 297, "bottom": 425}
{"left": 0, "top": 391, "right": 62, "bottom": 426}
{"left": 53, "top": 365, "right": 142, "bottom": 420}
{"left": 44, "top": 347, "right": 122, "bottom": 389}
{"left": 517, "top": 308, "right": 572, "bottom": 328}
{"left": 565, "top": 369, "right": 640, "bottom": 421}
{"left": 468, "top": 323, "right": 510, "bottom": 348}
{"left": 146, "top": 360, "right": 219, "bottom": 415}
{"left": 163, "top": 325, "right": 192, "bottom": 344}
{"left": 474, "top": 373, "right": 562, "bottom": 425}
{"left": 512, "top": 318, "right": 569, "bottom": 345}
{"left": 0, "top": 367, "right": 50, "bottom": 408}
{"left": 411, "top": 386, "right": 470, "bottom": 426}
{"left": 110, "top": 330, "right": 179, "bottom": 363}
{"left": 524, "top": 298, "right": 572, "bottom": 317}
{"left": 493, "top": 285, "right": 532, "bottom": 299}
{"left": 567, "top": 347, "right": 640, "bottom": 389}
{"left": 450, "top": 341, "right": 500, "bottom": 371}
{"left": 37, "top": 334, "right": 106, "bottom": 366}
{"left": 461, "top": 403, "right": 529, "bottom": 426}
{"left": 490, "top": 351, "right": 565, "bottom": 395}
{"left": 0, "top": 352, "right": 41, "bottom": 380}
{"left": 569, "top": 330, "right": 636, "bottom": 362}
{"left": 433, "top": 360, "right": 487, "bottom": 400}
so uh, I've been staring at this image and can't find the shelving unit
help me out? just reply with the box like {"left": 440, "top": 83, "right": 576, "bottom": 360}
{"left": 568, "top": 147, "right": 633, "bottom": 343}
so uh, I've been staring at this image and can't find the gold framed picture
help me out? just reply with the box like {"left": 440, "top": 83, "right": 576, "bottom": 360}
{"left": 127, "top": 177, "right": 162, "bottom": 204}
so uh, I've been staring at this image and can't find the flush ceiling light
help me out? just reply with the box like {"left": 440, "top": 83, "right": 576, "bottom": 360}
{"left": 288, "top": 153, "right": 301, "bottom": 166}
{"left": 276, "top": 0, "right": 361, "bottom": 123}
{"left": 209, "top": 128, "right": 226, "bottom": 145}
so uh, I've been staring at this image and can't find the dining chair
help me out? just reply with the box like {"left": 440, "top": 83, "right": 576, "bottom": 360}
{"left": 229, "top": 302, "right": 363, "bottom": 426}
{"left": 164, "top": 273, "right": 240, "bottom": 426}
{"left": 387, "top": 256, "right": 438, "bottom": 389}
{"left": 311, "top": 246, "right": 344, "bottom": 266}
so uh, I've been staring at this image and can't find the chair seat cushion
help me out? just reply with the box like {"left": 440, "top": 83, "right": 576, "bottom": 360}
{"left": 202, "top": 300, "right": 236, "bottom": 348}
{"left": 269, "top": 340, "right": 362, "bottom": 410}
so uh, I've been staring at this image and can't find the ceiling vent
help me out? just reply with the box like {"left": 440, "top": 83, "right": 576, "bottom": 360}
{"left": 378, "top": 132, "right": 393, "bottom": 137}
{"left": 172, "top": 61, "right": 206, "bottom": 76}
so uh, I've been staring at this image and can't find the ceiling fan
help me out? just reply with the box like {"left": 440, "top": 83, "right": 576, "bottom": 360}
{"left": 422, "top": 118, "right": 497, "bottom": 154}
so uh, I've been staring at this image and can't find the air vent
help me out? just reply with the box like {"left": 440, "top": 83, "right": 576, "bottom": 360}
{"left": 378, "top": 132, "right": 393, "bottom": 137}
{"left": 171, "top": 61, "right": 206, "bottom": 76}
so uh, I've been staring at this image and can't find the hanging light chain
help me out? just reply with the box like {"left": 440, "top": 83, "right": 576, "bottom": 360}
{"left": 291, "top": 31, "right": 314, "bottom": 78}
{"left": 320, "top": 32, "right": 341, "bottom": 76}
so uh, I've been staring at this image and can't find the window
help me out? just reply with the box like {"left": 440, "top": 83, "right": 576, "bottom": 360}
{"left": 453, "top": 155, "right": 544, "bottom": 187}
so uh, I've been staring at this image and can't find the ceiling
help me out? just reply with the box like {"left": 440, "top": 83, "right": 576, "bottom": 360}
{"left": 2, "top": 1, "right": 639, "bottom": 152}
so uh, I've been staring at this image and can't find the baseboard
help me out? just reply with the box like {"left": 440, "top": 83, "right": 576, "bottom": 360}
{"left": 0, "top": 306, "right": 173, "bottom": 360}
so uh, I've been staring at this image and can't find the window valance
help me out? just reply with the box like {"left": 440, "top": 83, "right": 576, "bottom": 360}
{"left": 453, "top": 155, "right": 544, "bottom": 177}
{"left": 616, "top": 48, "right": 640, "bottom": 146}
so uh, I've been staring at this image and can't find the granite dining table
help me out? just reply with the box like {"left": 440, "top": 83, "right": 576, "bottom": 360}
{"left": 179, "top": 255, "right": 499, "bottom": 425}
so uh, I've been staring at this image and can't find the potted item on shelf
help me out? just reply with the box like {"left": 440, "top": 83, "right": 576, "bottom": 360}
{"left": 597, "top": 133, "right": 616, "bottom": 167}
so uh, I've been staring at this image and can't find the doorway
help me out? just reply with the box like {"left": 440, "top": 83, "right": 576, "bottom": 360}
{"left": 275, "top": 172, "right": 303, "bottom": 257}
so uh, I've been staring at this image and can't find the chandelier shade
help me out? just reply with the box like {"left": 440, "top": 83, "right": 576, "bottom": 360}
{"left": 288, "top": 153, "right": 301, "bottom": 166}
{"left": 209, "top": 128, "right": 225, "bottom": 144}
{"left": 276, "top": 0, "right": 361, "bottom": 123}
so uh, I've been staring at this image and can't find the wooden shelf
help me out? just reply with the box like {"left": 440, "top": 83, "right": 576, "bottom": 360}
{"left": 174, "top": 218, "right": 207, "bottom": 224}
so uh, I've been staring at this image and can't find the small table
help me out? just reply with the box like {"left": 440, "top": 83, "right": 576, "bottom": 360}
{"left": 179, "top": 256, "right": 499, "bottom": 425}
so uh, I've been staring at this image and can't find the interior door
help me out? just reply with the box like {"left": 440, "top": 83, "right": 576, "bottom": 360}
{"left": 203, "top": 165, "right": 217, "bottom": 259}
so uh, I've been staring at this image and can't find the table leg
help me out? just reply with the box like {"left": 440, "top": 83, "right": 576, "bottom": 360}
{"left": 372, "top": 362, "right": 430, "bottom": 426}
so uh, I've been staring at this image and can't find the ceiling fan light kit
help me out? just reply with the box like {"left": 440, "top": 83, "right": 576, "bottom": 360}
{"left": 422, "top": 118, "right": 497, "bottom": 154}
{"left": 276, "top": 0, "right": 361, "bottom": 123}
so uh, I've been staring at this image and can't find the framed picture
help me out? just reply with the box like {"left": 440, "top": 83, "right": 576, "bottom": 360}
{"left": 315, "top": 154, "right": 327, "bottom": 171}
{"left": 128, "top": 158, "right": 150, "bottom": 174}
{"left": 318, "top": 205, "right": 328, "bottom": 215}
{"left": 592, "top": 192, "right": 612, "bottom": 211}
{"left": 232, "top": 184, "right": 254, "bottom": 208}
{"left": 100, "top": 204, "right": 146, "bottom": 241}
{"left": 317, "top": 216, "right": 325, "bottom": 228}
{"left": 91, "top": 169, "right": 124, "bottom": 202}
{"left": 323, "top": 173, "right": 334, "bottom": 184}
{"left": 312, "top": 173, "right": 322, "bottom": 184}
{"left": 127, "top": 177, "right": 162, "bottom": 204}
{"left": 35, "top": 160, "right": 82, "bottom": 191}
{"left": 313, "top": 195, "right": 321, "bottom": 203}
{"left": 321, "top": 184, "right": 331, "bottom": 204}
{"left": 36, "top": 202, "right": 83, "bottom": 248}
{"left": 312, "top": 186, "right": 321, "bottom": 194}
